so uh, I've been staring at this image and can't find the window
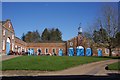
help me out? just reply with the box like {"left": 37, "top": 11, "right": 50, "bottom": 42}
{"left": 2, "top": 40, "right": 5, "bottom": 50}
{"left": 59, "top": 48, "right": 63, "bottom": 51}
{"left": 3, "top": 29, "right": 5, "bottom": 36}
{"left": 12, "top": 35, "right": 14, "bottom": 39}
{"left": 38, "top": 48, "right": 42, "bottom": 53}
{"left": 45, "top": 48, "right": 49, "bottom": 54}
{"left": 25, "top": 48, "right": 26, "bottom": 52}
{"left": 12, "top": 43, "right": 14, "bottom": 51}
{"left": 15, "top": 45, "right": 17, "bottom": 49}
{"left": 52, "top": 48, "right": 56, "bottom": 53}
{"left": 105, "top": 48, "right": 109, "bottom": 54}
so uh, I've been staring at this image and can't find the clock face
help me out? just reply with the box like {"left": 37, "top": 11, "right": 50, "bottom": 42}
{"left": 70, "top": 42, "right": 73, "bottom": 46}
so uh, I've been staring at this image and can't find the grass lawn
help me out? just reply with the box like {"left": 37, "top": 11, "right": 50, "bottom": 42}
{"left": 108, "top": 61, "right": 120, "bottom": 70}
{"left": 1, "top": 56, "right": 114, "bottom": 71}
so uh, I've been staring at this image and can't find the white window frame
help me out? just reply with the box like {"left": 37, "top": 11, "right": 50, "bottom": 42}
{"left": 52, "top": 48, "right": 56, "bottom": 53}
{"left": 59, "top": 48, "right": 63, "bottom": 51}
{"left": 45, "top": 48, "right": 49, "bottom": 54}
{"left": 21, "top": 47, "right": 22, "bottom": 52}
{"left": 18, "top": 46, "right": 21, "bottom": 53}
{"left": 25, "top": 48, "right": 26, "bottom": 52}
{"left": 12, "top": 35, "right": 14, "bottom": 39}
{"left": 105, "top": 48, "right": 109, "bottom": 54}
{"left": 12, "top": 43, "right": 14, "bottom": 51}
{"left": 2, "top": 40, "right": 5, "bottom": 50}
{"left": 37, "top": 48, "right": 42, "bottom": 52}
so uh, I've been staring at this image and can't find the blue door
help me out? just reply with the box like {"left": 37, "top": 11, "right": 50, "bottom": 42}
{"left": 6, "top": 42, "right": 10, "bottom": 55}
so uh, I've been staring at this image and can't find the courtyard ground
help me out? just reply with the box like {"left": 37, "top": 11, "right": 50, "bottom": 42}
{"left": 0, "top": 55, "right": 119, "bottom": 77}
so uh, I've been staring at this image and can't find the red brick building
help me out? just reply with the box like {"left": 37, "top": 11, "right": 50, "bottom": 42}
{"left": 1, "top": 19, "right": 119, "bottom": 56}
{"left": 0, "top": 20, "right": 66, "bottom": 55}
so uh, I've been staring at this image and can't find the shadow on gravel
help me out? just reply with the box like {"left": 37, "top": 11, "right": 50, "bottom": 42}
{"left": 2, "top": 73, "right": 120, "bottom": 80}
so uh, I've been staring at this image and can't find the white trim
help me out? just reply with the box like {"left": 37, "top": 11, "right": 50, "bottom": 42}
{"left": 7, "top": 38, "right": 10, "bottom": 43}
{"left": 12, "top": 43, "right": 14, "bottom": 51}
{"left": 18, "top": 46, "right": 21, "bottom": 53}
{"left": 37, "top": 48, "right": 42, "bottom": 55}
{"left": 59, "top": 48, "right": 63, "bottom": 51}
{"left": 21, "top": 47, "right": 22, "bottom": 52}
{"left": 9, "top": 23, "right": 11, "bottom": 28}
{"left": 52, "top": 48, "right": 56, "bottom": 53}
{"left": 12, "top": 34, "right": 14, "bottom": 39}
{"left": 37, "top": 48, "right": 42, "bottom": 52}
{"left": 45, "top": 48, "right": 49, "bottom": 54}
{"left": 77, "top": 46, "right": 84, "bottom": 49}
{"left": 25, "top": 48, "right": 26, "bottom": 52}
{"left": 2, "top": 40, "right": 5, "bottom": 50}
{"left": 105, "top": 48, "right": 109, "bottom": 54}
{"left": 15, "top": 45, "right": 17, "bottom": 48}
{"left": 3, "top": 29, "right": 5, "bottom": 36}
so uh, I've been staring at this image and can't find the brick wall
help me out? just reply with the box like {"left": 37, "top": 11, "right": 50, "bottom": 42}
{"left": 1, "top": 20, "right": 15, "bottom": 54}
{"left": 27, "top": 42, "right": 66, "bottom": 55}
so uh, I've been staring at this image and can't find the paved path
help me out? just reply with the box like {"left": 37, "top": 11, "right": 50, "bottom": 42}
{"left": 1, "top": 59, "right": 119, "bottom": 76}
{"left": 0, "top": 55, "right": 21, "bottom": 61}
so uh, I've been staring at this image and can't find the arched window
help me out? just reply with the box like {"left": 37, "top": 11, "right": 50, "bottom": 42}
{"left": 45, "top": 48, "right": 49, "bottom": 54}
{"left": 52, "top": 48, "right": 56, "bottom": 53}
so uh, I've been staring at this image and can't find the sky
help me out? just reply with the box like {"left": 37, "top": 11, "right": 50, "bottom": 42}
{"left": 2, "top": 2, "right": 118, "bottom": 41}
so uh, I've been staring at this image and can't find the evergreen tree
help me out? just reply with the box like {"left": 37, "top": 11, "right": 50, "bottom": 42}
{"left": 55, "top": 28, "right": 62, "bottom": 41}
{"left": 41, "top": 28, "right": 50, "bottom": 41}
{"left": 21, "top": 33, "right": 25, "bottom": 41}
{"left": 41, "top": 28, "right": 62, "bottom": 41}
{"left": 22, "top": 30, "right": 41, "bottom": 43}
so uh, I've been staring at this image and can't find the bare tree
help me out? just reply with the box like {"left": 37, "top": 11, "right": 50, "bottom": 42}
{"left": 95, "top": 5, "right": 119, "bottom": 56}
